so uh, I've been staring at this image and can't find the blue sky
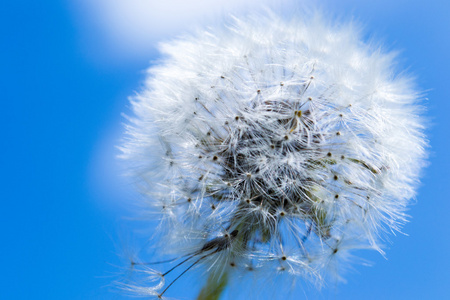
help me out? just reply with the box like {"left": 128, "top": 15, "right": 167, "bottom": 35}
{"left": 2, "top": 0, "right": 449, "bottom": 299}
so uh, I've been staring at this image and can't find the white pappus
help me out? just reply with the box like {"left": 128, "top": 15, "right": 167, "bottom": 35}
{"left": 120, "top": 11, "right": 427, "bottom": 299}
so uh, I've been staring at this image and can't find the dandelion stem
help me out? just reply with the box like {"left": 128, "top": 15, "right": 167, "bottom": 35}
{"left": 197, "top": 271, "right": 229, "bottom": 300}
{"left": 159, "top": 250, "right": 218, "bottom": 298}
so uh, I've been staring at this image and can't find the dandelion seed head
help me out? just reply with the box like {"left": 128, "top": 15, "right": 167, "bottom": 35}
{"left": 121, "top": 11, "right": 426, "bottom": 298}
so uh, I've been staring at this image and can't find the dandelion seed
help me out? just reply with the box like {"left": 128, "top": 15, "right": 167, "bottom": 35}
{"left": 120, "top": 10, "right": 426, "bottom": 299}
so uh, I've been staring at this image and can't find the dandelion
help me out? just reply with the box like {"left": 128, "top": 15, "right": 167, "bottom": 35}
{"left": 120, "top": 11, "right": 426, "bottom": 299}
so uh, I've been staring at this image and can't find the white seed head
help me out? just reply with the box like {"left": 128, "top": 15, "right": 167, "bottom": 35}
{"left": 120, "top": 12, "right": 426, "bottom": 298}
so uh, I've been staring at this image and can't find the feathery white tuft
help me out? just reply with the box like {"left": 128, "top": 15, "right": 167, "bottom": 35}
{"left": 120, "top": 12, "right": 426, "bottom": 299}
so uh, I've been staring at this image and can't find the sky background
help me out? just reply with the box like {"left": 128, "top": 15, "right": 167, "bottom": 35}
{"left": 2, "top": 0, "right": 449, "bottom": 299}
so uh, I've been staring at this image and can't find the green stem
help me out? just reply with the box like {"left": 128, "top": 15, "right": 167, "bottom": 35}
{"left": 197, "top": 271, "right": 228, "bottom": 300}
